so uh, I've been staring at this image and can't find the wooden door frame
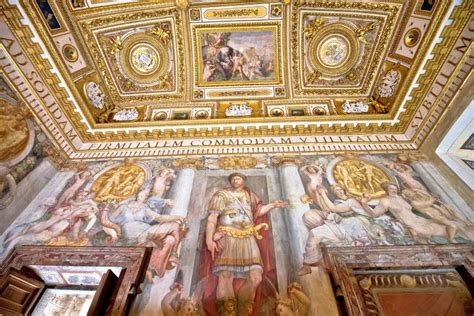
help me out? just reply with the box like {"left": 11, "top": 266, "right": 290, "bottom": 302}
{"left": 322, "top": 244, "right": 474, "bottom": 315}
{"left": 0, "top": 245, "right": 151, "bottom": 315}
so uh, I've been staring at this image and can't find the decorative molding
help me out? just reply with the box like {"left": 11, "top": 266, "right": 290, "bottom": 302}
{"left": 271, "top": 156, "right": 304, "bottom": 166}
{"left": 323, "top": 244, "right": 474, "bottom": 316}
{"left": 0, "top": 245, "right": 152, "bottom": 315}
{"left": 0, "top": 1, "right": 470, "bottom": 159}
{"left": 172, "top": 158, "right": 204, "bottom": 169}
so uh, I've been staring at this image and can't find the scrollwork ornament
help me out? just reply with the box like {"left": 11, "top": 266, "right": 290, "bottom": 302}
{"left": 303, "top": 16, "right": 325, "bottom": 39}
{"left": 172, "top": 158, "right": 204, "bottom": 169}
{"left": 106, "top": 35, "right": 122, "bottom": 55}
{"left": 397, "top": 151, "right": 428, "bottom": 163}
{"left": 217, "top": 156, "right": 257, "bottom": 169}
{"left": 148, "top": 23, "right": 173, "bottom": 46}
{"left": 355, "top": 22, "right": 377, "bottom": 44}
{"left": 376, "top": 69, "right": 401, "bottom": 98}
{"left": 271, "top": 156, "right": 304, "bottom": 166}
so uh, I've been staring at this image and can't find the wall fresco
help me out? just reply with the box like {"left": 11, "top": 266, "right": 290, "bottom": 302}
{"left": 0, "top": 88, "right": 49, "bottom": 211}
{"left": 0, "top": 154, "right": 472, "bottom": 315}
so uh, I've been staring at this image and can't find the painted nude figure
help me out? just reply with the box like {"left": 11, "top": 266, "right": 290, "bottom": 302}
{"left": 360, "top": 182, "right": 453, "bottom": 242}
{"left": 299, "top": 184, "right": 376, "bottom": 275}
{"left": 402, "top": 188, "right": 474, "bottom": 241}
{"left": 299, "top": 164, "right": 325, "bottom": 208}
{"left": 152, "top": 168, "right": 176, "bottom": 198}
{"left": 57, "top": 170, "right": 93, "bottom": 207}
{"left": 231, "top": 51, "right": 248, "bottom": 80}
{"left": 275, "top": 283, "right": 310, "bottom": 316}
{"left": 385, "top": 162, "right": 427, "bottom": 192}
{"left": 2, "top": 192, "right": 98, "bottom": 250}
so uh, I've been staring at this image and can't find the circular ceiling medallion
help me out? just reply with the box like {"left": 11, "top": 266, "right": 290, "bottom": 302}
{"left": 119, "top": 33, "right": 168, "bottom": 85}
{"left": 62, "top": 44, "right": 78, "bottom": 62}
{"left": 404, "top": 28, "right": 421, "bottom": 47}
{"left": 318, "top": 35, "right": 349, "bottom": 67}
{"left": 130, "top": 44, "right": 160, "bottom": 74}
{"left": 153, "top": 111, "right": 168, "bottom": 120}
{"left": 195, "top": 110, "right": 209, "bottom": 119}
{"left": 308, "top": 24, "right": 359, "bottom": 77}
{"left": 270, "top": 108, "right": 284, "bottom": 117}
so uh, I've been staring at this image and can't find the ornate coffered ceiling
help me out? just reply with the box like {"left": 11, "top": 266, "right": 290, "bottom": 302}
{"left": 0, "top": 0, "right": 472, "bottom": 159}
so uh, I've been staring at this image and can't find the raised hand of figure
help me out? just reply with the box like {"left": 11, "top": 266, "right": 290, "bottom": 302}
{"left": 171, "top": 215, "right": 186, "bottom": 224}
{"left": 170, "top": 282, "right": 183, "bottom": 294}
{"left": 175, "top": 216, "right": 186, "bottom": 224}
{"left": 164, "top": 199, "right": 174, "bottom": 208}
{"left": 272, "top": 200, "right": 288, "bottom": 209}
{"left": 359, "top": 193, "right": 372, "bottom": 205}
{"left": 287, "top": 282, "right": 302, "bottom": 296}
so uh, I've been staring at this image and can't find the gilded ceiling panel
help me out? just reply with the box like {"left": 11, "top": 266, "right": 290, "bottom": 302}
{"left": 292, "top": 1, "right": 400, "bottom": 97}
{"left": 188, "top": 3, "right": 285, "bottom": 102}
{"left": 76, "top": 7, "right": 185, "bottom": 106}
{"left": 0, "top": 0, "right": 472, "bottom": 159}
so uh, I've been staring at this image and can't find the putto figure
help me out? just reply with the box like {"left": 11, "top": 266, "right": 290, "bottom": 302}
{"left": 199, "top": 173, "right": 287, "bottom": 315}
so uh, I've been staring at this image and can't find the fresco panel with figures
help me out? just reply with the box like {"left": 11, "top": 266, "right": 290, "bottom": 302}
{"left": 0, "top": 154, "right": 472, "bottom": 315}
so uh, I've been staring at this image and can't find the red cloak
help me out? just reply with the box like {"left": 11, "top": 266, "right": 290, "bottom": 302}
{"left": 197, "top": 188, "right": 277, "bottom": 315}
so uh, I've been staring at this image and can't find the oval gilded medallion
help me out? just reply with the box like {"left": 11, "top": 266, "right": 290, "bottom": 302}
{"left": 318, "top": 35, "right": 349, "bottom": 68}
{"left": 91, "top": 164, "right": 146, "bottom": 202}
{"left": 307, "top": 24, "right": 359, "bottom": 77}
{"left": 130, "top": 44, "right": 160, "bottom": 74}
{"left": 119, "top": 33, "right": 168, "bottom": 85}
{"left": 332, "top": 159, "right": 391, "bottom": 198}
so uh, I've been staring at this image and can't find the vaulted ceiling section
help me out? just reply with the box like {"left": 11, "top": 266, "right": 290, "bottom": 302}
{"left": 0, "top": 0, "right": 472, "bottom": 159}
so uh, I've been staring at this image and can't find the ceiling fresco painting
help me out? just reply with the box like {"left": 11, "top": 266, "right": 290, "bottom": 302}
{"left": 0, "top": 0, "right": 472, "bottom": 160}
{"left": 0, "top": 153, "right": 472, "bottom": 314}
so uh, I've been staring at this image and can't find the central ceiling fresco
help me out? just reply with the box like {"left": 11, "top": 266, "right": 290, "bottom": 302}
{"left": 0, "top": 0, "right": 472, "bottom": 159}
